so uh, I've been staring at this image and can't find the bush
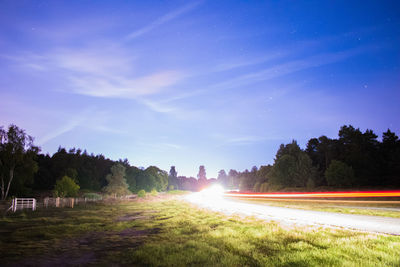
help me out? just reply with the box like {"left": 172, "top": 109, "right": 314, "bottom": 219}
{"left": 137, "top": 189, "right": 146, "bottom": 198}
{"left": 151, "top": 189, "right": 158, "bottom": 196}
{"left": 166, "top": 190, "right": 187, "bottom": 195}
{"left": 168, "top": 185, "right": 175, "bottom": 190}
{"left": 259, "top": 182, "right": 269, "bottom": 192}
{"left": 54, "top": 176, "right": 80, "bottom": 197}
{"left": 325, "top": 160, "right": 355, "bottom": 186}
{"left": 253, "top": 182, "right": 261, "bottom": 192}
{"left": 268, "top": 183, "right": 283, "bottom": 192}
{"left": 306, "top": 178, "right": 315, "bottom": 189}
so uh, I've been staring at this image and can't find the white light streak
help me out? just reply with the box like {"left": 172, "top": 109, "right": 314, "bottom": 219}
{"left": 184, "top": 195, "right": 400, "bottom": 235}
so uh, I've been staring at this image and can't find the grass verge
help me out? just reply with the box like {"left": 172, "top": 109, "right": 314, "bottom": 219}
{"left": 1, "top": 195, "right": 399, "bottom": 266}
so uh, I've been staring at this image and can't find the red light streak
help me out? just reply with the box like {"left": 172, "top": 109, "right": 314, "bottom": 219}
{"left": 224, "top": 190, "right": 400, "bottom": 198}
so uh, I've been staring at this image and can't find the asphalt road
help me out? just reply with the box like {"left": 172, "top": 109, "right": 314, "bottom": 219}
{"left": 185, "top": 194, "right": 400, "bottom": 235}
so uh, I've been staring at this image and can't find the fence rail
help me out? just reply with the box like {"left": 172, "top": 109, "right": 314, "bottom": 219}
{"left": 43, "top": 196, "right": 103, "bottom": 208}
{"left": 11, "top": 198, "right": 36, "bottom": 212}
{"left": 5, "top": 194, "right": 137, "bottom": 213}
{"left": 6, "top": 196, "right": 104, "bottom": 213}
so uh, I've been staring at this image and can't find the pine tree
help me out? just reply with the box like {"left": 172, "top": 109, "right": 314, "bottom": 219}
{"left": 103, "top": 164, "right": 130, "bottom": 197}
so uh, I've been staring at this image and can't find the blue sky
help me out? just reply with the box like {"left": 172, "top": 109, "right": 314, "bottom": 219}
{"left": 1, "top": 0, "right": 399, "bottom": 178}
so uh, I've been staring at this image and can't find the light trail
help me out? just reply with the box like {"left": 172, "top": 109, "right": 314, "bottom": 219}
{"left": 184, "top": 189, "right": 400, "bottom": 235}
{"left": 230, "top": 198, "right": 400, "bottom": 204}
{"left": 224, "top": 190, "right": 400, "bottom": 198}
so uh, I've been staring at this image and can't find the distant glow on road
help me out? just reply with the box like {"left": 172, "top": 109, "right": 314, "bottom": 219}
{"left": 225, "top": 190, "right": 400, "bottom": 198}
{"left": 185, "top": 184, "right": 225, "bottom": 205}
{"left": 202, "top": 184, "right": 225, "bottom": 197}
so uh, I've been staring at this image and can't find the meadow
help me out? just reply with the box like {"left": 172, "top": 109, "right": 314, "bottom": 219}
{"left": 1, "top": 193, "right": 400, "bottom": 266}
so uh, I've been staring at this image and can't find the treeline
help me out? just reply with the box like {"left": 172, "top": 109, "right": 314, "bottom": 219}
{"left": 213, "top": 125, "right": 400, "bottom": 191}
{"left": 1, "top": 124, "right": 399, "bottom": 199}
{"left": 35, "top": 149, "right": 169, "bottom": 194}
{"left": 0, "top": 124, "right": 169, "bottom": 199}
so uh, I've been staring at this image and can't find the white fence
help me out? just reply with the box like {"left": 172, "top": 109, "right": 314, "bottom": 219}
{"left": 43, "top": 197, "right": 102, "bottom": 208}
{"left": 7, "top": 196, "right": 103, "bottom": 212}
{"left": 6, "top": 194, "right": 136, "bottom": 213}
{"left": 11, "top": 198, "right": 36, "bottom": 212}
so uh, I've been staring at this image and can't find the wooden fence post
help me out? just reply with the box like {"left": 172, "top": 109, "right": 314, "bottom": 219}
{"left": 12, "top": 198, "right": 16, "bottom": 212}
{"left": 44, "top": 197, "right": 49, "bottom": 208}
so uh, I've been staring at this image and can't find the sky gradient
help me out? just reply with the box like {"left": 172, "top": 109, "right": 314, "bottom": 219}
{"left": 1, "top": 0, "right": 399, "bottom": 178}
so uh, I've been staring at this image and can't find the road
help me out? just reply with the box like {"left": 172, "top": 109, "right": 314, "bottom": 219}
{"left": 184, "top": 193, "right": 400, "bottom": 235}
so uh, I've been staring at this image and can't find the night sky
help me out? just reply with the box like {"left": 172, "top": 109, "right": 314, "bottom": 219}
{"left": 1, "top": 1, "right": 399, "bottom": 177}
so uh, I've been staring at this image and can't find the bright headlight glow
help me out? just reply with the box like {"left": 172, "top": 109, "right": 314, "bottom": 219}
{"left": 200, "top": 184, "right": 225, "bottom": 198}
{"left": 184, "top": 184, "right": 226, "bottom": 206}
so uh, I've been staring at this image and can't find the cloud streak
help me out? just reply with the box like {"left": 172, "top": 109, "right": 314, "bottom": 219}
{"left": 68, "top": 69, "right": 183, "bottom": 98}
{"left": 224, "top": 136, "right": 266, "bottom": 146}
{"left": 16, "top": 47, "right": 185, "bottom": 100}
{"left": 125, "top": 2, "right": 202, "bottom": 40}
{"left": 209, "top": 46, "right": 375, "bottom": 91}
{"left": 212, "top": 51, "right": 287, "bottom": 72}
{"left": 36, "top": 108, "right": 124, "bottom": 145}
{"left": 36, "top": 110, "right": 89, "bottom": 145}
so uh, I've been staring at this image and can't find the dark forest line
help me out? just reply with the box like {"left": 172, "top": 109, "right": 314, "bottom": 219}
{"left": 1, "top": 124, "right": 399, "bottom": 199}
{"left": 214, "top": 125, "right": 400, "bottom": 192}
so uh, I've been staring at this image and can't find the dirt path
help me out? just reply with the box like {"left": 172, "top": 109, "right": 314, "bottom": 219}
{"left": 8, "top": 212, "right": 160, "bottom": 267}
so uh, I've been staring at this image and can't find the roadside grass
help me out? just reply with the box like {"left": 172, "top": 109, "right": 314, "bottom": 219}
{"left": 166, "top": 190, "right": 190, "bottom": 195}
{"left": 230, "top": 198, "right": 400, "bottom": 218}
{"left": 0, "top": 196, "right": 399, "bottom": 266}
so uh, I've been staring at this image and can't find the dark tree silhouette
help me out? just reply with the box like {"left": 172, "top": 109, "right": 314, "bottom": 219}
{"left": 197, "top": 165, "right": 206, "bottom": 181}
{"left": 0, "top": 125, "right": 39, "bottom": 200}
{"left": 168, "top": 166, "right": 178, "bottom": 190}
{"left": 270, "top": 140, "right": 316, "bottom": 188}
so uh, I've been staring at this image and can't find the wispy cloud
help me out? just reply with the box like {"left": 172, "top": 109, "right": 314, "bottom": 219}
{"left": 68, "top": 69, "right": 183, "bottom": 98}
{"left": 209, "top": 45, "right": 375, "bottom": 91}
{"left": 8, "top": 47, "right": 193, "bottom": 118}
{"left": 212, "top": 51, "right": 286, "bottom": 72}
{"left": 36, "top": 110, "right": 90, "bottom": 145}
{"left": 36, "top": 108, "right": 124, "bottom": 145}
{"left": 226, "top": 136, "right": 265, "bottom": 145}
{"left": 144, "top": 37, "right": 373, "bottom": 104}
{"left": 215, "top": 135, "right": 267, "bottom": 147}
{"left": 125, "top": 2, "right": 202, "bottom": 40}
{"left": 209, "top": 33, "right": 353, "bottom": 73}
{"left": 139, "top": 98, "right": 177, "bottom": 113}
{"left": 51, "top": 47, "right": 135, "bottom": 76}
{"left": 15, "top": 47, "right": 185, "bottom": 100}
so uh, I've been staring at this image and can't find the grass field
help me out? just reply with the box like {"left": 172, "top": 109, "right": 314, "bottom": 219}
{"left": 1, "top": 194, "right": 400, "bottom": 266}
{"left": 228, "top": 197, "right": 400, "bottom": 218}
